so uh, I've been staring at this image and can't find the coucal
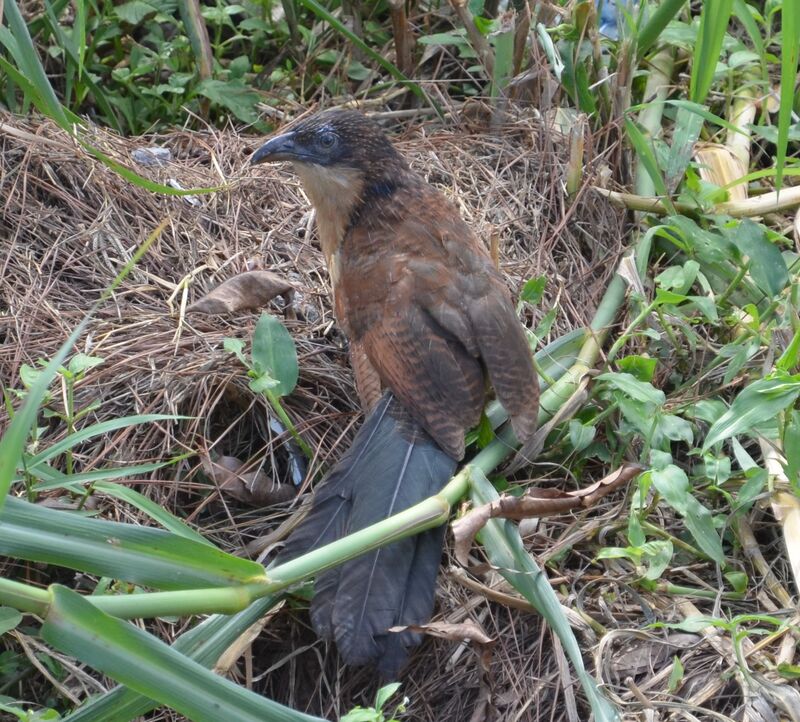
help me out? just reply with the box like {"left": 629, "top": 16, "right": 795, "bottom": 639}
{"left": 252, "top": 109, "right": 539, "bottom": 675}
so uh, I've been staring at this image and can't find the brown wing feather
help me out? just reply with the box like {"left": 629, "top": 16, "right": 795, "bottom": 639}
{"left": 340, "top": 182, "right": 538, "bottom": 456}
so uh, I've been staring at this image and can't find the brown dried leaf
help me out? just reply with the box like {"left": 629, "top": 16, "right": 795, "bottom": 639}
{"left": 201, "top": 454, "right": 295, "bottom": 506}
{"left": 389, "top": 620, "right": 494, "bottom": 646}
{"left": 452, "top": 464, "right": 641, "bottom": 564}
{"left": 188, "top": 271, "right": 294, "bottom": 315}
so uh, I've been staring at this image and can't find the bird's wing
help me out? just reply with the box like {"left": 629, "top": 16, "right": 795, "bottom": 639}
{"left": 343, "top": 189, "right": 538, "bottom": 458}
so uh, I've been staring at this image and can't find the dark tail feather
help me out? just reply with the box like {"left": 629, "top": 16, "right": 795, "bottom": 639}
{"left": 277, "top": 392, "right": 457, "bottom": 677}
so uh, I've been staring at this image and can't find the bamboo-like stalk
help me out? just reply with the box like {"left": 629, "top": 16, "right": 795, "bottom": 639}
{"left": 634, "top": 48, "right": 675, "bottom": 198}
{"left": 593, "top": 184, "right": 800, "bottom": 217}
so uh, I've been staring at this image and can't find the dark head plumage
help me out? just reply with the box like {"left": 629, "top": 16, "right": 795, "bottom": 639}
{"left": 251, "top": 109, "right": 407, "bottom": 176}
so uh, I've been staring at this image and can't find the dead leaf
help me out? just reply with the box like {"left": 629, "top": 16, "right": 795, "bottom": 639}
{"left": 201, "top": 454, "right": 295, "bottom": 506}
{"left": 187, "top": 271, "right": 294, "bottom": 315}
{"left": 452, "top": 464, "right": 642, "bottom": 564}
{"left": 390, "top": 620, "right": 494, "bottom": 646}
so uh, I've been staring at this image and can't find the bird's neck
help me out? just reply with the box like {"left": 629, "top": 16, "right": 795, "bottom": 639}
{"left": 293, "top": 164, "right": 365, "bottom": 269}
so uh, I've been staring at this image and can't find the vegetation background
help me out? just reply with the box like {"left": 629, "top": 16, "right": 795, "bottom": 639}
{"left": 1, "top": 0, "right": 800, "bottom": 720}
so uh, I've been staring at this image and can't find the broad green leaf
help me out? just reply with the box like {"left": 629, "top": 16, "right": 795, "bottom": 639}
{"left": 568, "top": 419, "right": 596, "bottom": 453}
{"left": 649, "top": 465, "right": 724, "bottom": 564}
{"left": 251, "top": 313, "right": 299, "bottom": 398}
{"left": 624, "top": 117, "right": 673, "bottom": 212}
{"left": 664, "top": 106, "right": 704, "bottom": 192}
{"left": 42, "top": 586, "right": 322, "bottom": 722}
{"left": 0, "top": 607, "right": 22, "bottom": 635}
{"left": 520, "top": 275, "right": 547, "bottom": 305}
{"left": 0, "top": 497, "right": 265, "bottom": 590}
{"left": 616, "top": 355, "right": 657, "bottom": 383}
{"left": 598, "top": 372, "right": 666, "bottom": 405}
{"left": 703, "top": 375, "right": 800, "bottom": 450}
{"left": 114, "top": 0, "right": 157, "bottom": 24}
{"left": 195, "top": 78, "right": 264, "bottom": 127}
{"left": 727, "top": 219, "right": 789, "bottom": 298}
{"left": 785, "top": 411, "right": 800, "bottom": 489}
{"left": 62, "top": 595, "right": 283, "bottom": 721}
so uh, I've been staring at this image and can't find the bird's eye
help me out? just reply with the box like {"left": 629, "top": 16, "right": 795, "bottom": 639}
{"left": 319, "top": 131, "right": 337, "bottom": 149}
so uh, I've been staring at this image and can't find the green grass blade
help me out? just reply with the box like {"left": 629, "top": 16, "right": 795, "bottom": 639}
{"left": 636, "top": 0, "right": 687, "bottom": 56}
{"left": 297, "top": 0, "right": 442, "bottom": 118}
{"left": 731, "top": 0, "right": 767, "bottom": 81}
{"left": 776, "top": 1, "right": 800, "bottom": 193}
{"left": 26, "top": 415, "right": 185, "bottom": 468}
{"left": 0, "top": 497, "right": 265, "bottom": 589}
{"left": 1, "top": 0, "right": 68, "bottom": 124}
{"left": 28, "top": 461, "right": 176, "bottom": 490}
{"left": 62, "top": 595, "right": 283, "bottom": 722}
{"left": 0, "top": 320, "right": 89, "bottom": 504}
{"left": 93, "top": 481, "right": 210, "bottom": 545}
{"left": 468, "top": 468, "right": 620, "bottom": 721}
{"left": 689, "top": 0, "right": 734, "bottom": 105}
{"left": 42, "top": 586, "right": 324, "bottom": 722}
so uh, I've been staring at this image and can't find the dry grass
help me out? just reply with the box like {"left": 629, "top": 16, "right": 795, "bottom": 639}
{"left": 5, "top": 104, "right": 746, "bottom": 721}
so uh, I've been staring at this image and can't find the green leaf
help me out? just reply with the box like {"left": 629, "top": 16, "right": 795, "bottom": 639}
{"left": 250, "top": 313, "right": 298, "bottom": 398}
{"left": 93, "top": 482, "right": 210, "bottom": 545}
{"left": 598, "top": 372, "right": 666, "bottom": 405}
{"left": 703, "top": 375, "right": 800, "bottom": 450}
{"left": 67, "top": 353, "right": 104, "bottom": 376}
{"left": 649, "top": 465, "right": 725, "bottom": 564}
{"left": 668, "top": 655, "right": 685, "bottom": 693}
{"left": 0, "top": 607, "right": 22, "bottom": 635}
{"left": 297, "top": 0, "right": 441, "bottom": 117}
{"left": 784, "top": 411, "right": 800, "bottom": 489}
{"left": 624, "top": 117, "right": 673, "bottom": 212}
{"left": 0, "top": 321, "right": 90, "bottom": 507}
{"left": 26, "top": 415, "right": 183, "bottom": 468}
{"left": 520, "top": 275, "right": 547, "bottom": 305}
{"left": 664, "top": 105, "right": 705, "bottom": 192}
{"left": 61, "top": 595, "right": 283, "bottom": 721}
{"left": 568, "top": 419, "right": 596, "bottom": 453}
{"left": 616, "top": 355, "right": 657, "bottom": 383}
{"left": 374, "top": 682, "right": 402, "bottom": 711}
{"left": 728, "top": 219, "right": 789, "bottom": 298}
{"left": 636, "top": 0, "right": 687, "bottom": 56}
{"left": 114, "top": 0, "right": 157, "bottom": 24}
{"left": 42, "top": 586, "right": 323, "bottom": 722}
{"left": 690, "top": 0, "right": 734, "bottom": 105}
{"left": 0, "top": 497, "right": 265, "bottom": 590}
{"left": 195, "top": 78, "right": 263, "bottom": 126}
{"left": 223, "top": 337, "right": 248, "bottom": 367}
{"left": 776, "top": 1, "right": 800, "bottom": 193}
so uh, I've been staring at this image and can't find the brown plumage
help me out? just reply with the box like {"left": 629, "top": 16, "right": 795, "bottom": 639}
{"left": 252, "top": 109, "right": 538, "bottom": 675}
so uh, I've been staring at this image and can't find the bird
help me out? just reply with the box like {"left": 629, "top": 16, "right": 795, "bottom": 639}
{"left": 251, "top": 109, "right": 539, "bottom": 676}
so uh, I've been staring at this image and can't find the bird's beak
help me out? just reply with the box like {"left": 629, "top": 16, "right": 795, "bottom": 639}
{"left": 250, "top": 131, "right": 300, "bottom": 165}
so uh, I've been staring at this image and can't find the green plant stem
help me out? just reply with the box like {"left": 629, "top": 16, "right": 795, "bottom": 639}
{"left": 635, "top": 48, "right": 675, "bottom": 199}
{"left": 266, "top": 391, "right": 315, "bottom": 460}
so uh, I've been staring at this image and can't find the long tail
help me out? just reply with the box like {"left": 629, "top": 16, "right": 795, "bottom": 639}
{"left": 278, "top": 392, "right": 457, "bottom": 677}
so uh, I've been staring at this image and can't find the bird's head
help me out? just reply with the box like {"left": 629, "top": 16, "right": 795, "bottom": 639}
{"left": 250, "top": 109, "right": 406, "bottom": 177}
